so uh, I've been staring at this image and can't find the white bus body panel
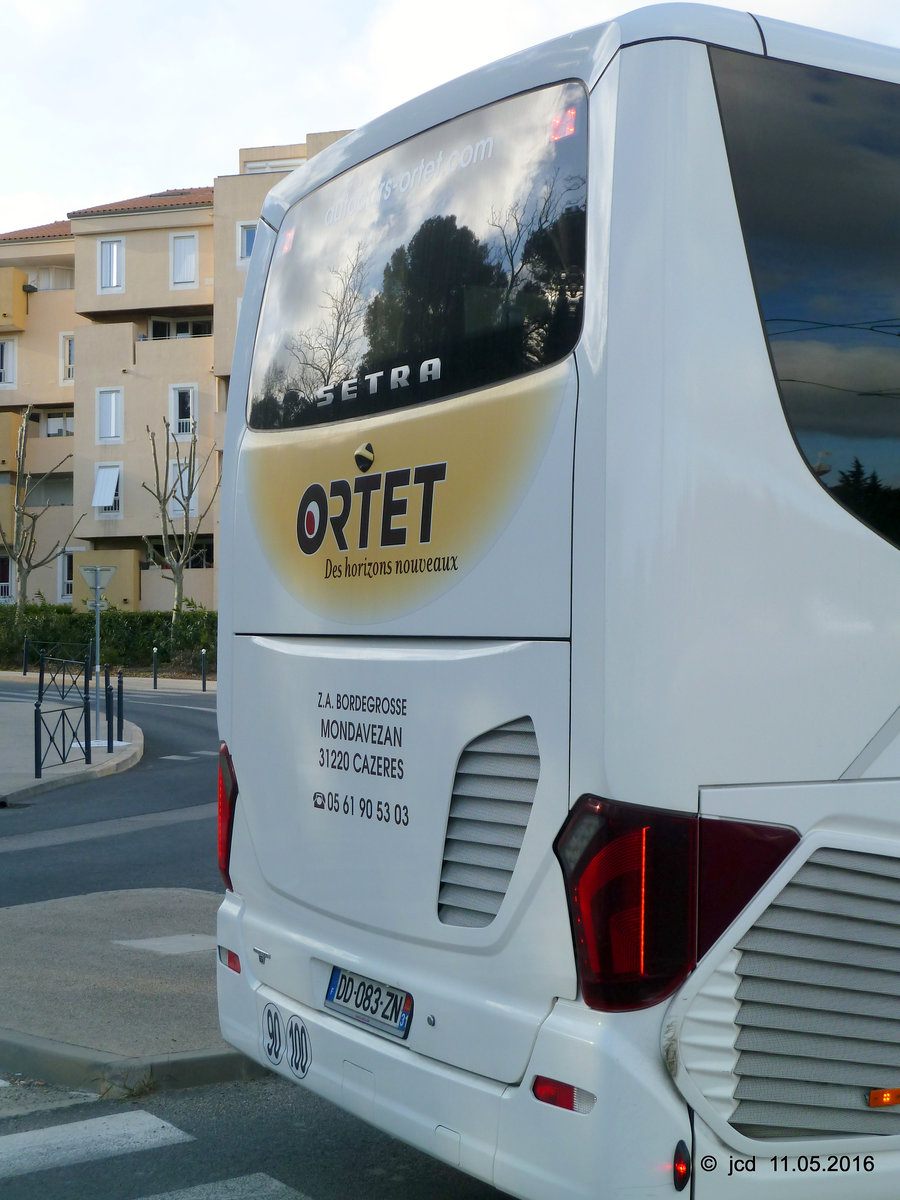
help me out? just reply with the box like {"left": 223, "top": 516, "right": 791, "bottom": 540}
{"left": 594, "top": 38, "right": 900, "bottom": 813}
{"left": 225, "top": 633, "right": 575, "bottom": 1082}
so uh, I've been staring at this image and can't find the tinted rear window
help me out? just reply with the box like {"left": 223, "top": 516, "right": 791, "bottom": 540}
{"left": 713, "top": 48, "right": 900, "bottom": 547}
{"left": 248, "top": 82, "right": 587, "bottom": 429}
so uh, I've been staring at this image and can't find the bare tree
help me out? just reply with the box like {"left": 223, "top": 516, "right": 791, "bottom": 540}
{"left": 490, "top": 169, "right": 586, "bottom": 281}
{"left": 0, "top": 406, "right": 84, "bottom": 621}
{"left": 284, "top": 243, "right": 368, "bottom": 399}
{"left": 142, "top": 417, "right": 220, "bottom": 625}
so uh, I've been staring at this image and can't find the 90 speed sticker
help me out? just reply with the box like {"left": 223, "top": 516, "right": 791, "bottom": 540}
{"left": 261, "top": 1003, "right": 311, "bottom": 1079}
{"left": 262, "top": 1002, "right": 284, "bottom": 1065}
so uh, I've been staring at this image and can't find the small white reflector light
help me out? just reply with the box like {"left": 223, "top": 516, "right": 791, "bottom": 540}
{"left": 218, "top": 945, "right": 241, "bottom": 974}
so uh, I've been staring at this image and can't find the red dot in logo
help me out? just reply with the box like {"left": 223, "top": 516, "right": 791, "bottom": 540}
{"left": 305, "top": 509, "right": 317, "bottom": 537}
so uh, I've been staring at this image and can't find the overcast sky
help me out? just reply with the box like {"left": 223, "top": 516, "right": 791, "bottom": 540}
{"left": 4, "top": 0, "right": 900, "bottom": 235}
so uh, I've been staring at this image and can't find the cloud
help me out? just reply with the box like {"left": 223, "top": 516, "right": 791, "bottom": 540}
{"left": 4, "top": 0, "right": 900, "bottom": 234}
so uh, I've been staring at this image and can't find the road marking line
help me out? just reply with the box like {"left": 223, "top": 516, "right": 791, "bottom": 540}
{"left": 127, "top": 698, "right": 216, "bottom": 712}
{"left": 0, "top": 1110, "right": 193, "bottom": 1180}
{"left": 0, "top": 803, "right": 216, "bottom": 855}
{"left": 160, "top": 754, "right": 196, "bottom": 761}
{"left": 113, "top": 933, "right": 218, "bottom": 955}
{"left": 142, "top": 1173, "right": 311, "bottom": 1199}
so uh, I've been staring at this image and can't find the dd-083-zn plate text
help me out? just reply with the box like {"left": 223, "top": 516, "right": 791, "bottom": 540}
{"left": 325, "top": 965, "right": 413, "bottom": 1039}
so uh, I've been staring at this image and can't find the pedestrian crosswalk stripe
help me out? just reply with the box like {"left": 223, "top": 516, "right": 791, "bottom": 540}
{"left": 0, "top": 1110, "right": 193, "bottom": 1180}
{"left": 0, "top": 803, "right": 215, "bottom": 855}
{"left": 142, "top": 1173, "right": 310, "bottom": 1199}
{"left": 113, "top": 933, "right": 217, "bottom": 955}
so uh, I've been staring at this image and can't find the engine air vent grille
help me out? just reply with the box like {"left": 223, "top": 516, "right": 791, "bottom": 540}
{"left": 438, "top": 717, "right": 539, "bottom": 928}
{"left": 731, "top": 846, "right": 900, "bottom": 1139}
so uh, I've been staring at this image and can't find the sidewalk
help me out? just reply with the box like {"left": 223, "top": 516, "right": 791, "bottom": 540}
{"left": 0, "top": 670, "right": 264, "bottom": 1103}
{"left": 0, "top": 665, "right": 158, "bottom": 802}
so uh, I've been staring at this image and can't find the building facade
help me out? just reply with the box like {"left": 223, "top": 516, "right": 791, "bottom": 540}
{"left": 0, "top": 131, "right": 349, "bottom": 613}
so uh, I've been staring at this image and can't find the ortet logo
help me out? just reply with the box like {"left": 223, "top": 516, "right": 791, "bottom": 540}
{"left": 297, "top": 462, "right": 448, "bottom": 556}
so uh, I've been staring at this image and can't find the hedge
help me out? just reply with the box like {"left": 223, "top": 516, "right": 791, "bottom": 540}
{"left": 0, "top": 603, "right": 216, "bottom": 673}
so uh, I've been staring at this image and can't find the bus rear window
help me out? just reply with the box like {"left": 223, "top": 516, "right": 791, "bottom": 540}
{"left": 248, "top": 82, "right": 587, "bottom": 429}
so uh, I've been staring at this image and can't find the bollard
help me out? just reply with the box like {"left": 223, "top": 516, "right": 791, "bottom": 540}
{"left": 153, "top": 646, "right": 158, "bottom": 689}
{"left": 117, "top": 669, "right": 124, "bottom": 742}
{"left": 22, "top": 635, "right": 29, "bottom": 676}
{"left": 34, "top": 701, "right": 41, "bottom": 779}
{"left": 106, "top": 684, "right": 114, "bottom": 753}
{"left": 201, "top": 648, "right": 207, "bottom": 692}
{"left": 38, "top": 651, "right": 46, "bottom": 704}
{"left": 84, "top": 675, "right": 92, "bottom": 766}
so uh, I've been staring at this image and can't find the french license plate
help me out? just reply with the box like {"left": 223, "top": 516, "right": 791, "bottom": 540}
{"left": 325, "top": 965, "right": 413, "bottom": 1039}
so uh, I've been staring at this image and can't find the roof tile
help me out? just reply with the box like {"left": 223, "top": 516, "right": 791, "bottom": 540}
{"left": 68, "top": 187, "right": 214, "bottom": 218}
{"left": 0, "top": 220, "right": 72, "bottom": 243}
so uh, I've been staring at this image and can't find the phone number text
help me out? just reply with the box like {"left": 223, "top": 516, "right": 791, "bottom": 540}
{"left": 314, "top": 791, "right": 409, "bottom": 827}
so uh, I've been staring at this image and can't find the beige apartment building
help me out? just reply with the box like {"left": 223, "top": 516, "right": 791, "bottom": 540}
{"left": 0, "top": 132, "right": 349, "bottom": 613}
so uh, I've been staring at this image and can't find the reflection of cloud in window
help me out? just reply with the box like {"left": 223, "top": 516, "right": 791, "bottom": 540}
{"left": 263, "top": 85, "right": 578, "bottom": 321}
{"left": 720, "top": 55, "right": 900, "bottom": 262}
{"left": 775, "top": 339, "right": 900, "bottom": 439}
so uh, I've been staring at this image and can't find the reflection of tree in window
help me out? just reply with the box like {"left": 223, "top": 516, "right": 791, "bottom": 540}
{"left": 284, "top": 244, "right": 367, "bottom": 421}
{"left": 359, "top": 199, "right": 585, "bottom": 407}
{"left": 489, "top": 170, "right": 586, "bottom": 366}
{"left": 248, "top": 248, "right": 367, "bottom": 429}
{"left": 516, "top": 204, "right": 585, "bottom": 365}
{"left": 363, "top": 214, "right": 508, "bottom": 396}
{"left": 250, "top": 361, "right": 292, "bottom": 428}
{"left": 831, "top": 458, "right": 900, "bottom": 546}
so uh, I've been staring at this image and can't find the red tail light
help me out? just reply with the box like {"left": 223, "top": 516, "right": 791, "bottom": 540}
{"left": 218, "top": 742, "right": 239, "bottom": 891}
{"left": 554, "top": 796, "right": 798, "bottom": 1011}
{"left": 532, "top": 1074, "right": 597, "bottom": 1113}
{"left": 673, "top": 1139, "right": 691, "bottom": 1191}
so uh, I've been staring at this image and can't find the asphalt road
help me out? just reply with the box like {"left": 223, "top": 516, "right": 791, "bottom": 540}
{"left": 0, "top": 677, "right": 221, "bottom": 905}
{"left": 0, "top": 1075, "right": 508, "bottom": 1200}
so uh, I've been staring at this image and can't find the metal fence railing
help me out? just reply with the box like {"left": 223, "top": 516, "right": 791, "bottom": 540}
{"left": 31, "top": 652, "right": 126, "bottom": 779}
{"left": 34, "top": 652, "right": 92, "bottom": 779}
{"left": 35, "top": 699, "right": 91, "bottom": 777}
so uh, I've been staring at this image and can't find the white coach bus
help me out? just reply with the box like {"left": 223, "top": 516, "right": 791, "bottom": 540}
{"left": 217, "top": 5, "right": 900, "bottom": 1195}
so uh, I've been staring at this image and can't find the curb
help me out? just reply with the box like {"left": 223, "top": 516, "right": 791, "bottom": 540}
{"left": 0, "top": 720, "right": 144, "bottom": 804}
{"left": 0, "top": 1026, "right": 268, "bottom": 1098}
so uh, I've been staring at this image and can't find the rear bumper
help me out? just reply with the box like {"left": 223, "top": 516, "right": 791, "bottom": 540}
{"left": 218, "top": 893, "right": 691, "bottom": 1200}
